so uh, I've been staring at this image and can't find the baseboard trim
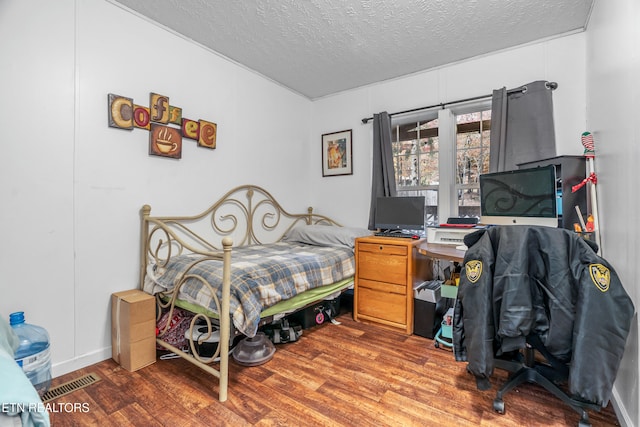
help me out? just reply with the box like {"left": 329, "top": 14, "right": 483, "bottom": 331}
{"left": 611, "top": 386, "right": 634, "bottom": 427}
{"left": 51, "top": 347, "right": 111, "bottom": 378}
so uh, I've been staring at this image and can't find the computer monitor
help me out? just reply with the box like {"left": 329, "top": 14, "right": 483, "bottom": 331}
{"left": 479, "top": 165, "right": 558, "bottom": 227}
{"left": 374, "top": 196, "right": 425, "bottom": 231}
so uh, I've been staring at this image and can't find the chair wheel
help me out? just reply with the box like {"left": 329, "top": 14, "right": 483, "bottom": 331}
{"left": 434, "top": 342, "right": 439, "bottom": 348}
{"left": 578, "top": 419, "right": 591, "bottom": 427}
{"left": 493, "top": 398, "right": 505, "bottom": 414}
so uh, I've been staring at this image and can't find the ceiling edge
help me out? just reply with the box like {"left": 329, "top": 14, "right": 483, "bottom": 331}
{"left": 311, "top": 27, "right": 587, "bottom": 102}
{"left": 103, "top": 0, "right": 310, "bottom": 100}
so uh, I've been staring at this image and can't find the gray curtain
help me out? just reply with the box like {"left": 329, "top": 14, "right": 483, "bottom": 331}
{"left": 489, "top": 80, "right": 557, "bottom": 172}
{"left": 368, "top": 112, "right": 397, "bottom": 230}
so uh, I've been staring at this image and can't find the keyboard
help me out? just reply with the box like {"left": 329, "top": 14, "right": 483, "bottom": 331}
{"left": 374, "top": 231, "right": 419, "bottom": 239}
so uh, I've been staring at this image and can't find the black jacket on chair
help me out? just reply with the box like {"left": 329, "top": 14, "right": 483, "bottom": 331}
{"left": 452, "top": 225, "right": 634, "bottom": 407}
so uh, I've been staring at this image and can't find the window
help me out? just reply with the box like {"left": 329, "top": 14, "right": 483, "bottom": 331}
{"left": 392, "top": 115, "right": 440, "bottom": 224}
{"left": 392, "top": 102, "right": 491, "bottom": 225}
{"left": 456, "top": 109, "right": 491, "bottom": 218}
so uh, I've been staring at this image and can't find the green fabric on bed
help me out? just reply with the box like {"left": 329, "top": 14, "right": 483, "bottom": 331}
{"left": 166, "top": 277, "right": 353, "bottom": 321}
{"left": 260, "top": 277, "right": 352, "bottom": 317}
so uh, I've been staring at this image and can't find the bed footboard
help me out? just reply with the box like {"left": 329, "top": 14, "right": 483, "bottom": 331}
{"left": 152, "top": 237, "right": 232, "bottom": 402}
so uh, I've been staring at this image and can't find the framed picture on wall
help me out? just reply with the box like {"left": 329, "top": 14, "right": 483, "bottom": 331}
{"left": 322, "top": 129, "right": 353, "bottom": 177}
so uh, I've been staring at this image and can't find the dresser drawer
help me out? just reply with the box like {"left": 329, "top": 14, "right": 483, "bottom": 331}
{"left": 358, "top": 242, "right": 408, "bottom": 256}
{"left": 357, "top": 287, "right": 407, "bottom": 325}
{"left": 357, "top": 278, "right": 406, "bottom": 295}
{"left": 357, "top": 250, "right": 407, "bottom": 285}
{"left": 354, "top": 237, "right": 426, "bottom": 334}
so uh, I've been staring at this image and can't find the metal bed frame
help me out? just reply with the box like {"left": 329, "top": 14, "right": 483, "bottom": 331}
{"left": 138, "top": 184, "right": 340, "bottom": 401}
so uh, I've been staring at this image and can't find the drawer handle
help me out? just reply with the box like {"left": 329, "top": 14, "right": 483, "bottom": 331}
{"left": 379, "top": 245, "right": 383, "bottom": 250}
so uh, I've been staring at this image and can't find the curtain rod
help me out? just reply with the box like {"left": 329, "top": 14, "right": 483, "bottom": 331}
{"left": 360, "top": 81, "right": 558, "bottom": 124}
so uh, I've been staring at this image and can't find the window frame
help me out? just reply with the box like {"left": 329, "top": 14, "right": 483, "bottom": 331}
{"left": 392, "top": 99, "right": 492, "bottom": 225}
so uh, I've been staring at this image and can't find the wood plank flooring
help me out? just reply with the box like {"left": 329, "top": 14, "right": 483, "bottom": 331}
{"left": 49, "top": 311, "right": 620, "bottom": 426}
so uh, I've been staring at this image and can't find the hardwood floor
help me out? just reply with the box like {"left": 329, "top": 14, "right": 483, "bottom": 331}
{"left": 49, "top": 311, "right": 620, "bottom": 426}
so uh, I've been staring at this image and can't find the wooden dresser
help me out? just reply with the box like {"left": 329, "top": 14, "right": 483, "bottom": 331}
{"left": 353, "top": 236, "right": 432, "bottom": 334}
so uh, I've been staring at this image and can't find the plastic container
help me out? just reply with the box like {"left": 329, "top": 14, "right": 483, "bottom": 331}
{"left": 232, "top": 332, "right": 275, "bottom": 366}
{"left": 9, "top": 311, "right": 52, "bottom": 395}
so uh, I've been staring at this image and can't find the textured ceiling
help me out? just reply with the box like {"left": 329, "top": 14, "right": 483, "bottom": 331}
{"left": 110, "top": 0, "right": 594, "bottom": 99}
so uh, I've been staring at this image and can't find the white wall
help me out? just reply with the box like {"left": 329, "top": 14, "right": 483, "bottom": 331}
{"left": 310, "top": 34, "right": 588, "bottom": 227}
{"left": 586, "top": 1, "right": 639, "bottom": 425}
{"left": 0, "top": 0, "right": 313, "bottom": 375}
{"left": 0, "top": 0, "right": 76, "bottom": 368}
{"left": 1, "top": 1, "right": 636, "bottom": 424}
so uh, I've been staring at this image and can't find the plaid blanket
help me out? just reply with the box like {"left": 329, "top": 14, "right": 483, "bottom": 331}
{"left": 147, "top": 242, "right": 355, "bottom": 336}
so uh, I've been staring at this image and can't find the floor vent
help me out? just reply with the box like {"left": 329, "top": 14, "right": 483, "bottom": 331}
{"left": 41, "top": 373, "right": 101, "bottom": 403}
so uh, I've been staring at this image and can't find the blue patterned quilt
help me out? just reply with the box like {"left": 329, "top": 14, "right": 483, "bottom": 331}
{"left": 146, "top": 242, "right": 355, "bottom": 336}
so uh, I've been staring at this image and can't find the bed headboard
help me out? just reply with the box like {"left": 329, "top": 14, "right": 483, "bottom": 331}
{"left": 139, "top": 184, "right": 340, "bottom": 287}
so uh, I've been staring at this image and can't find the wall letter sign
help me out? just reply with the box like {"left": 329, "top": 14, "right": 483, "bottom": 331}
{"left": 108, "top": 92, "right": 217, "bottom": 158}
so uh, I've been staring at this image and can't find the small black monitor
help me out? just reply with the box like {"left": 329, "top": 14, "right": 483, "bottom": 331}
{"left": 375, "top": 196, "right": 425, "bottom": 231}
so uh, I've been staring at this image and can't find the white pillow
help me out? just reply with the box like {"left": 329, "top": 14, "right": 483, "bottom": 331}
{"left": 283, "top": 224, "right": 371, "bottom": 249}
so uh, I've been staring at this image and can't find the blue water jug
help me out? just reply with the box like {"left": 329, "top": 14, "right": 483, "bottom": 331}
{"left": 9, "top": 312, "right": 52, "bottom": 395}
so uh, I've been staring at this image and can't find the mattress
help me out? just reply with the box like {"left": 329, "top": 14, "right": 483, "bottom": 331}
{"left": 144, "top": 241, "right": 355, "bottom": 336}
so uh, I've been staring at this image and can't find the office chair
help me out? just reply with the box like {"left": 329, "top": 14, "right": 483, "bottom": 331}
{"left": 492, "top": 334, "right": 601, "bottom": 426}
{"left": 452, "top": 225, "right": 634, "bottom": 427}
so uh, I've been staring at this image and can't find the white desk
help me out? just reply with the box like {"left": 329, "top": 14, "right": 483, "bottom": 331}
{"left": 417, "top": 242, "right": 465, "bottom": 263}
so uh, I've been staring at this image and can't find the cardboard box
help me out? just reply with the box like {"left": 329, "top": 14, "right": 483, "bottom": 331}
{"left": 111, "top": 289, "right": 156, "bottom": 371}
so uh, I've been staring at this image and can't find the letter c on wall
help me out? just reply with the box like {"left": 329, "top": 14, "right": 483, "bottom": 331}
{"left": 108, "top": 94, "right": 134, "bottom": 130}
